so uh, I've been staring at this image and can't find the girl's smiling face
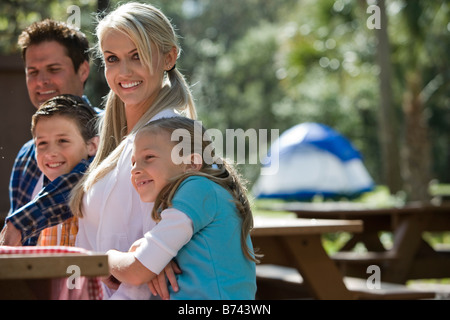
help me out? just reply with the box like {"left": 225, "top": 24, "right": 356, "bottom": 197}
{"left": 34, "top": 115, "right": 96, "bottom": 181}
{"left": 131, "top": 129, "right": 186, "bottom": 203}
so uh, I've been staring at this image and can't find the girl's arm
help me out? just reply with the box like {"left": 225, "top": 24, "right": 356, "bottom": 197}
{"left": 107, "top": 248, "right": 157, "bottom": 286}
{"left": 107, "top": 208, "right": 193, "bottom": 288}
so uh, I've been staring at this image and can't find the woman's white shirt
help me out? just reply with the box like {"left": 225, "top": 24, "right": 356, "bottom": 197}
{"left": 75, "top": 109, "right": 180, "bottom": 299}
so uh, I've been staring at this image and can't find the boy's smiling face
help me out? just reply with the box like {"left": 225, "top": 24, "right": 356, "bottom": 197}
{"left": 34, "top": 115, "right": 95, "bottom": 181}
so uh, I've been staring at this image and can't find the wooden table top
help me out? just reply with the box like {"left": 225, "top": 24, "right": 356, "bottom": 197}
{"left": 263, "top": 201, "right": 450, "bottom": 217}
{"left": 0, "top": 252, "right": 109, "bottom": 280}
{"left": 252, "top": 217, "right": 363, "bottom": 236}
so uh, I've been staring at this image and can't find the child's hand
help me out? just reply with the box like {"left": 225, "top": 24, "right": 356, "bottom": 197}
{"left": 147, "top": 260, "right": 181, "bottom": 300}
{"left": 0, "top": 221, "right": 23, "bottom": 246}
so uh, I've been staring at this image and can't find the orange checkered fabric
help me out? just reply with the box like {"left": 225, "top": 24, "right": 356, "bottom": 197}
{"left": 38, "top": 217, "right": 78, "bottom": 246}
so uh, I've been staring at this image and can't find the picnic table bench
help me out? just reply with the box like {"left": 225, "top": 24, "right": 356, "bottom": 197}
{"left": 251, "top": 216, "right": 436, "bottom": 299}
{"left": 263, "top": 201, "right": 450, "bottom": 284}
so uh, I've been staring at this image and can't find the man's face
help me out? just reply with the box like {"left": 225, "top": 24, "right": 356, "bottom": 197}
{"left": 25, "top": 40, "right": 89, "bottom": 108}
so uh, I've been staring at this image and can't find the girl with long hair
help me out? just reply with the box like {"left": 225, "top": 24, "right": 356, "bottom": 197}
{"left": 107, "top": 117, "right": 258, "bottom": 299}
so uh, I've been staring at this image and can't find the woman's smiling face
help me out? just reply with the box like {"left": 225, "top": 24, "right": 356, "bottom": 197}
{"left": 101, "top": 29, "right": 165, "bottom": 110}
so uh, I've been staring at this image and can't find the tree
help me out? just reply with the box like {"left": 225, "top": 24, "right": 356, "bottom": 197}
{"left": 374, "top": 0, "right": 402, "bottom": 194}
{"left": 2, "top": 0, "right": 448, "bottom": 193}
{"left": 391, "top": 0, "right": 450, "bottom": 201}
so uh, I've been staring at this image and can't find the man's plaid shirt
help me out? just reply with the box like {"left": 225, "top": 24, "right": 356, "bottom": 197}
{"left": 7, "top": 140, "right": 92, "bottom": 245}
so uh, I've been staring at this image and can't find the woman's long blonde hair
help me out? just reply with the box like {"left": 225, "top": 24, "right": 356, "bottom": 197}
{"left": 70, "top": 2, "right": 196, "bottom": 216}
{"left": 138, "top": 117, "right": 260, "bottom": 263}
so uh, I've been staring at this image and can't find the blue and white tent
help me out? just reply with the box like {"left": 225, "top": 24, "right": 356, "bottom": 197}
{"left": 253, "top": 122, "right": 375, "bottom": 201}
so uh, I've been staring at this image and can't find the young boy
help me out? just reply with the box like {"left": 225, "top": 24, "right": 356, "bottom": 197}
{"left": 31, "top": 94, "right": 98, "bottom": 246}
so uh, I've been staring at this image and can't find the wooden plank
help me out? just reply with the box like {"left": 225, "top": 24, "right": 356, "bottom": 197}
{"left": 271, "top": 201, "right": 450, "bottom": 215}
{"left": 266, "top": 202, "right": 450, "bottom": 284}
{"left": 344, "top": 277, "right": 436, "bottom": 300}
{"left": 255, "top": 265, "right": 436, "bottom": 300}
{"left": 0, "top": 254, "right": 109, "bottom": 280}
{"left": 256, "top": 265, "right": 311, "bottom": 299}
{"left": 253, "top": 218, "right": 363, "bottom": 236}
{"left": 252, "top": 233, "right": 356, "bottom": 299}
{"left": 251, "top": 236, "right": 294, "bottom": 267}
{"left": 269, "top": 202, "right": 450, "bottom": 231}
{"left": 252, "top": 217, "right": 364, "bottom": 299}
{"left": 332, "top": 250, "right": 397, "bottom": 263}
{"left": 282, "top": 234, "right": 357, "bottom": 300}
{"left": 381, "top": 214, "right": 429, "bottom": 283}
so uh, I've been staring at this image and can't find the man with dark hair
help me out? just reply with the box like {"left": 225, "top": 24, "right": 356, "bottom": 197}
{"left": 18, "top": 19, "right": 90, "bottom": 107}
{"left": 0, "top": 19, "right": 98, "bottom": 246}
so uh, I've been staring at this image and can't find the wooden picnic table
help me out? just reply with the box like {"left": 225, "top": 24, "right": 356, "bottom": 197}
{"left": 0, "top": 247, "right": 108, "bottom": 299}
{"left": 252, "top": 216, "right": 437, "bottom": 300}
{"left": 252, "top": 217, "right": 363, "bottom": 299}
{"left": 265, "top": 201, "right": 450, "bottom": 284}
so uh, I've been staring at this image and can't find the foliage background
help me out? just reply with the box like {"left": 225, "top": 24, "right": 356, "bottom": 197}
{"left": 1, "top": 0, "right": 449, "bottom": 200}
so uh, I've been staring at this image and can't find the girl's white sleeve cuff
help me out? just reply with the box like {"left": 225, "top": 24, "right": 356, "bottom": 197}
{"left": 133, "top": 208, "right": 193, "bottom": 274}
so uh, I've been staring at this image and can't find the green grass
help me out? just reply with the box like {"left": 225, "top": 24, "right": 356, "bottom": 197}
{"left": 429, "top": 182, "right": 450, "bottom": 197}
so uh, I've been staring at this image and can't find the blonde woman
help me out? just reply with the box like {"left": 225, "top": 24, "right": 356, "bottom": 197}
{"left": 70, "top": 2, "right": 196, "bottom": 299}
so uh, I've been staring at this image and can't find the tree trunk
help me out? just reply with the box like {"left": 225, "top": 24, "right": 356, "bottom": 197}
{"left": 402, "top": 72, "right": 431, "bottom": 202}
{"left": 375, "top": 0, "right": 403, "bottom": 194}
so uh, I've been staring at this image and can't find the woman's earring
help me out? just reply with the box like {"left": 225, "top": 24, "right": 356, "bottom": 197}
{"left": 167, "top": 64, "right": 176, "bottom": 72}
